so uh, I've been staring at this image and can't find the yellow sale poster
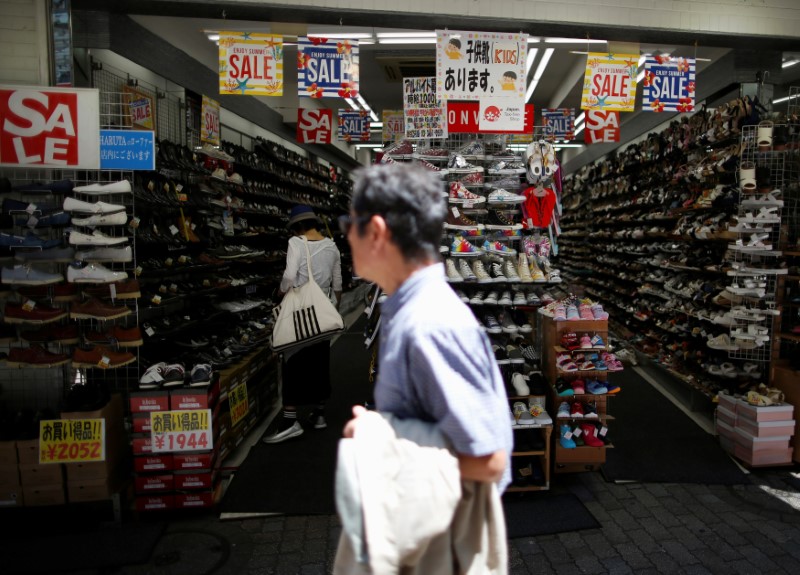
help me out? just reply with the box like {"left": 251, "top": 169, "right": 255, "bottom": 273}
{"left": 580, "top": 52, "right": 639, "bottom": 112}
{"left": 219, "top": 31, "right": 283, "bottom": 96}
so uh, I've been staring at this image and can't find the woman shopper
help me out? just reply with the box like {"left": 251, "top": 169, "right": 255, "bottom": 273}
{"left": 262, "top": 205, "right": 343, "bottom": 444}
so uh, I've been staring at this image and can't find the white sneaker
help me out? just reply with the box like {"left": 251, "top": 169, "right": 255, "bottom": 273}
{"left": 512, "top": 373, "right": 530, "bottom": 395}
{"left": 472, "top": 260, "right": 493, "bottom": 283}
{"left": 139, "top": 362, "right": 167, "bottom": 388}
{"left": 469, "top": 291, "right": 485, "bottom": 305}
{"left": 445, "top": 258, "right": 463, "bottom": 282}
{"left": 63, "top": 197, "right": 126, "bottom": 214}
{"left": 512, "top": 291, "right": 527, "bottom": 306}
{"left": 483, "top": 291, "right": 499, "bottom": 305}
{"left": 75, "top": 246, "right": 133, "bottom": 263}
{"left": 72, "top": 180, "right": 132, "bottom": 195}
{"left": 458, "top": 259, "right": 477, "bottom": 281}
{"left": 517, "top": 253, "right": 534, "bottom": 283}
{"left": 504, "top": 260, "right": 521, "bottom": 282}
{"left": 69, "top": 230, "right": 129, "bottom": 246}
{"left": 71, "top": 212, "right": 129, "bottom": 226}
{"left": 498, "top": 291, "right": 513, "bottom": 306}
{"left": 262, "top": 421, "right": 304, "bottom": 443}
{"left": 67, "top": 262, "right": 128, "bottom": 284}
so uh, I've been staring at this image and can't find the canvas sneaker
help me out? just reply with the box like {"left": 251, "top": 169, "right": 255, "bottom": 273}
{"left": 498, "top": 311, "right": 519, "bottom": 333}
{"left": 557, "top": 402, "right": 571, "bottom": 418}
{"left": 482, "top": 240, "right": 517, "bottom": 256}
{"left": 444, "top": 209, "right": 484, "bottom": 232}
{"left": 485, "top": 176, "right": 522, "bottom": 191}
{"left": 487, "top": 189, "right": 526, "bottom": 204}
{"left": 449, "top": 181, "right": 486, "bottom": 205}
{"left": 472, "top": 260, "right": 493, "bottom": 283}
{"left": 487, "top": 160, "right": 526, "bottom": 174}
{"left": 308, "top": 409, "right": 327, "bottom": 430}
{"left": 382, "top": 140, "right": 413, "bottom": 156}
{"left": 74, "top": 246, "right": 133, "bottom": 263}
{"left": 1, "top": 264, "right": 63, "bottom": 286}
{"left": 498, "top": 291, "right": 513, "bottom": 306}
{"left": 62, "top": 197, "right": 126, "bottom": 214}
{"left": 69, "top": 229, "right": 129, "bottom": 246}
{"left": 457, "top": 171, "right": 485, "bottom": 186}
{"left": 490, "top": 262, "right": 508, "bottom": 282}
{"left": 450, "top": 236, "right": 481, "bottom": 257}
{"left": 458, "top": 259, "right": 477, "bottom": 282}
{"left": 262, "top": 421, "right": 304, "bottom": 443}
{"left": 529, "top": 257, "right": 547, "bottom": 282}
{"left": 72, "top": 180, "right": 132, "bottom": 195}
{"left": 512, "top": 291, "right": 527, "bottom": 305}
{"left": 469, "top": 291, "right": 485, "bottom": 305}
{"left": 456, "top": 140, "right": 485, "bottom": 159}
{"left": 447, "top": 154, "right": 484, "bottom": 173}
{"left": 483, "top": 291, "right": 499, "bottom": 305}
{"left": 454, "top": 290, "right": 470, "bottom": 304}
{"left": 71, "top": 212, "right": 129, "bottom": 226}
{"left": 485, "top": 210, "right": 522, "bottom": 230}
{"left": 526, "top": 291, "right": 541, "bottom": 305}
{"left": 483, "top": 314, "right": 502, "bottom": 334}
{"left": 67, "top": 262, "right": 128, "bottom": 284}
{"left": 415, "top": 159, "right": 449, "bottom": 177}
{"left": 503, "top": 260, "right": 521, "bottom": 282}
{"left": 415, "top": 146, "right": 450, "bottom": 160}
{"left": 445, "top": 258, "right": 463, "bottom": 282}
{"left": 517, "top": 253, "right": 534, "bottom": 283}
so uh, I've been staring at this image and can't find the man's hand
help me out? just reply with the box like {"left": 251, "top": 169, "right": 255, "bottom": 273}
{"left": 458, "top": 450, "right": 507, "bottom": 483}
{"left": 342, "top": 404, "right": 368, "bottom": 438}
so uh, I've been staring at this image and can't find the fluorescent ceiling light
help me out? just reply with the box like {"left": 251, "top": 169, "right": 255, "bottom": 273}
{"left": 553, "top": 143, "right": 584, "bottom": 148}
{"left": 525, "top": 47, "right": 539, "bottom": 77}
{"left": 574, "top": 123, "right": 585, "bottom": 136}
{"left": 525, "top": 47, "right": 554, "bottom": 102}
{"left": 309, "top": 33, "right": 373, "bottom": 39}
{"left": 545, "top": 37, "right": 606, "bottom": 44}
{"left": 370, "top": 122, "right": 384, "bottom": 129}
{"left": 344, "top": 98, "right": 359, "bottom": 111}
{"left": 207, "top": 34, "right": 220, "bottom": 41}
{"left": 638, "top": 55, "right": 647, "bottom": 67}
{"left": 527, "top": 37, "right": 541, "bottom": 43}
{"left": 355, "top": 144, "right": 384, "bottom": 149}
{"left": 378, "top": 38, "right": 437, "bottom": 44}
{"left": 376, "top": 32, "right": 436, "bottom": 38}
{"left": 783, "top": 60, "right": 799, "bottom": 69}
{"left": 774, "top": 94, "right": 800, "bottom": 104}
{"left": 575, "top": 112, "right": 585, "bottom": 125}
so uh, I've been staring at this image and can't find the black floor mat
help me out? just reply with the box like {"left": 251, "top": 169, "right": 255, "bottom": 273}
{"left": 503, "top": 492, "right": 600, "bottom": 538}
{"left": 600, "top": 369, "right": 750, "bottom": 485}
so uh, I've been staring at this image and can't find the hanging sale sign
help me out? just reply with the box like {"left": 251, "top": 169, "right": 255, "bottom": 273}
{"left": 297, "top": 37, "right": 359, "bottom": 98}
{"left": 403, "top": 77, "right": 447, "bottom": 140}
{"left": 584, "top": 110, "right": 620, "bottom": 144}
{"left": 0, "top": 85, "right": 100, "bottom": 169}
{"left": 580, "top": 52, "right": 639, "bottom": 112}
{"left": 219, "top": 31, "right": 283, "bottom": 96}
{"left": 297, "top": 108, "right": 333, "bottom": 144}
{"left": 338, "top": 110, "right": 371, "bottom": 142}
{"left": 447, "top": 101, "right": 534, "bottom": 134}
{"left": 641, "top": 56, "right": 696, "bottom": 113}
{"left": 201, "top": 95, "right": 220, "bottom": 145}
{"left": 436, "top": 30, "right": 527, "bottom": 105}
{"left": 382, "top": 109, "right": 404, "bottom": 143}
{"left": 542, "top": 108, "right": 575, "bottom": 140}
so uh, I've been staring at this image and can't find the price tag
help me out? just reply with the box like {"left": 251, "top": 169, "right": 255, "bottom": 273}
{"left": 169, "top": 283, "right": 178, "bottom": 293}
{"left": 178, "top": 255, "right": 188, "bottom": 264}
{"left": 176, "top": 184, "right": 183, "bottom": 192}
{"left": 97, "top": 356, "right": 110, "bottom": 369}
{"left": 165, "top": 258, "right": 173, "bottom": 267}
{"left": 129, "top": 216, "right": 140, "bottom": 230}
{"left": 202, "top": 279, "right": 211, "bottom": 287}
{"left": 527, "top": 218, "right": 534, "bottom": 229}
{"left": 151, "top": 294, "right": 162, "bottom": 305}
{"left": 26, "top": 203, "right": 37, "bottom": 214}
{"left": 158, "top": 285, "right": 168, "bottom": 294}
{"left": 147, "top": 180, "right": 155, "bottom": 192}
{"left": 451, "top": 207, "right": 460, "bottom": 217}
{"left": 169, "top": 225, "right": 179, "bottom": 236}
{"left": 572, "top": 426, "right": 583, "bottom": 437}
{"left": 109, "top": 284, "right": 117, "bottom": 300}
{"left": 22, "top": 299, "right": 36, "bottom": 312}
{"left": 145, "top": 326, "right": 155, "bottom": 337}
{"left": 229, "top": 384, "right": 250, "bottom": 427}
{"left": 563, "top": 429, "right": 573, "bottom": 440}
{"left": 27, "top": 216, "right": 38, "bottom": 228}
{"left": 150, "top": 409, "right": 213, "bottom": 453}
{"left": 134, "top": 265, "right": 143, "bottom": 277}
{"left": 39, "top": 419, "right": 105, "bottom": 463}
{"left": 598, "top": 426, "right": 608, "bottom": 437}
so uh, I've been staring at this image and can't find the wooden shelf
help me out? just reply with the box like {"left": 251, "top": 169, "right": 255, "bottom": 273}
{"left": 506, "top": 483, "right": 550, "bottom": 492}
{"left": 512, "top": 449, "right": 548, "bottom": 456}
{"left": 777, "top": 332, "right": 800, "bottom": 342}
{"left": 556, "top": 414, "right": 615, "bottom": 422}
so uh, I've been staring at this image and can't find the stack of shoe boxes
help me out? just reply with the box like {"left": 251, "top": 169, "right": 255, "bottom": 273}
{"left": 716, "top": 393, "right": 794, "bottom": 466}
{"left": 17, "top": 437, "right": 65, "bottom": 506}
{"left": 61, "top": 394, "right": 127, "bottom": 503}
{"left": 0, "top": 439, "right": 22, "bottom": 507}
{"left": 130, "top": 389, "right": 173, "bottom": 511}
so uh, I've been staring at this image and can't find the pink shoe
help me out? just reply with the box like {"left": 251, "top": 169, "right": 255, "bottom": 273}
{"left": 578, "top": 303, "right": 594, "bottom": 320}
{"left": 591, "top": 303, "right": 609, "bottom": 320}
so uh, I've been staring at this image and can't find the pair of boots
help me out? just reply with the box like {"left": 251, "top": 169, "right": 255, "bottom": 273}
{"left": 559, "top": 423, "right": 604, "bottom": 449}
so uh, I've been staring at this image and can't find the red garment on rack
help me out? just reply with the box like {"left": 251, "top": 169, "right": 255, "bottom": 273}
{"left": 522, "top": 186, "right": 557, "bottom": 228}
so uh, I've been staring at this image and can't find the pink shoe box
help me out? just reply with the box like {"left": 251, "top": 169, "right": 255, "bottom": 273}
{"left": 719, "top": 434, "right": 736, "bottom": 455}
{"left": 734, "top": 444, "right": 793, "bottom": 467}
{"left": 717, "top": 393, "right": 737, "bottom": 413}
{"left": 736, "top": 418, "right": 795, "bottom": 438}
{"left": 716, "top": 406, "right": 736, "bottom": 427}
{"left": 716, "top": 419, "right": 735, "bottom": 441}
{"left": 736, "top": 399, "right": 794, "bottom": 423}
{"left": 733, "top": 427, "right": 791, "bottom": 451}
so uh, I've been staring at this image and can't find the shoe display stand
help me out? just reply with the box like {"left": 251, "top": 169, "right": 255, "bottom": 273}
{"left": 540, "top": 314, "right": 615, "bottom": 473}
{"left": 557, "top": 101, "right": 790, "bottom": 403}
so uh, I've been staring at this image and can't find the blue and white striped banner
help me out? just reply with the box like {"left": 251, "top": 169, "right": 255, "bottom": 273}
{"left": 641, "top": 56, "right": 696, "bottom": 113}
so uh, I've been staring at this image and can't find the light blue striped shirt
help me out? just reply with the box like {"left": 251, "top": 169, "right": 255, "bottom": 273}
{"left": 376, "top": 263, "right": 513, "bottom": 491}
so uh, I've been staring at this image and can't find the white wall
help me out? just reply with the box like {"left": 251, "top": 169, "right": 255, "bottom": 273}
{"left": 0, "top": 0, "right": 49, "bottom": 85}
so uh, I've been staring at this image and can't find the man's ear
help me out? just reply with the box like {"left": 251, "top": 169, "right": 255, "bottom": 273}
{"left": 368, "top": 214, "right": 390, "bottom": 247}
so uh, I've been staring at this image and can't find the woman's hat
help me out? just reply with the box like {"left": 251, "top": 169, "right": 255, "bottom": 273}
{"left": 287, "top": 205, "right": 319, "bottom": 228}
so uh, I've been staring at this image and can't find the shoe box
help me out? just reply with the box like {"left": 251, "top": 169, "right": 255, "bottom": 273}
{"left": 0, "top": 441, "right": 23, "bottom": 507}
{"left": 129, "top": 389, "right": 170, "bottom": 414}
{"left": 170, "top": 379, "right": 220, "bottom": 410}
{"left": 772, "top": 361, "right": 800, "bottom": 463}
{"left": 718, "top": 396, "right": 795, "bottom": 466}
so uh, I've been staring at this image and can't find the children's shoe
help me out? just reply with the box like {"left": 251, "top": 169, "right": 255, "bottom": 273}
{"left": 560, "top": 332, "right": 580, "bottom": 350}
{"left": 559, "top": 424, "right": 577, "bottom": 448}
{"left": 591, "top": 303, "right": 609, "bottom": 320}
{"left": 583, "top": 402, "right": 599, "bottom": 418}
{"left": 557, "top": 353, "right": 578, "bottom": 372}
{"left": 580, "top": 334, "right": 592, "bottom": 349}
{"left": 571, "top": 379, "right": 586, "bottom": 394}
{"left": 482, "top": 240, "right": 516, "bottom": 256}
{"left": 581, "top": 423, "right": 605, "bottom": 447}
{"left": 578, "top": 303, "right": 594, "bottom": 320}
{"left": 472, "top": 260, "right": 493, "bottom": 283}
{"left": 557, "top": 402, "right": 571, "bottom": 418}
{"left": 570, "top": 402, "right": 585, "bottom": 418}
{"left": 590, "top": 334, "right": 606, "bottom": 348}
{"left": 553, "top": 303, "right": 567, "bottom": 320}
{"left": 605, "top": 381, "right": 621, "bottom": 394}
{"left": 555, "top": 378, "right": 574, "bottom": 397}
{"left": 586, "top": 379, "right": 608, "bottom": 394}
{"left": 566, "top": 304, "right": 580, "bottom": 321}
{"left": 450, "top": 236, "right": 481, "bottom": 257}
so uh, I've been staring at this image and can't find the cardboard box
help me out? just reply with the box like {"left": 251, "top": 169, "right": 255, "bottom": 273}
{"left": 175, "top": 490, "right": 215, "bottom": 509}
{"left": 135, "top": 494, "right": 174, "bottom": 512}
{"left": 134, "top": 473, "right": 174, "bottom": 494}
{"left": 0, "top": 486, "right": 23, "bottom": 507}
{"left": 737, "top": 418, "right": 795, "bottom": 439}
{"left": 170, "top": 382, "right": 219, "bottom": 411}
{"left": 716, "top": 419, "right": 735, "bottom": 441}
{"left": 67, "top": 476, "right": 120, "bottom": 503}
{"left": 64, "top": 457, "right": 123, "bottom": 482}
{"left": 0, "top": 464, "right": 20, "bottom": 487}
{"left": 716, "top": 406, "right": 736, "bottom": 427}
{"left": 61, "top": 393, "right": 123, "bottom": 424}
{"left": 174, "top": 470, "right": 216, "bottom": 490}
{"left": 733, "top": 427, "right": 791, "bottom": 451}
{"left": 16, "top": 439, "right": 40, "bottom": 465}
{"left": 717, "top": 393, "right": 738, "bottom": 413}
{"left": 134, "top": 454, "right": 174, "bottom": 473}
{"left": 173, "top": 451, "right": 216, "bottom": 471}
{"left": 554, "top": 444, "right": 606, "bottom": 464}
{"left": 0, "top": 440, "right": 18, "bottom": 466}
{"left": 19, "top": 463, "right": 63, "bottom": 486}
{"left": 736, "top": 400, "right": 794, "bottom": 423}
{"left": 132, "top": 413, "right": 153, "bottom": 434}
{"left": 129, "top": 390, "right": 170, "bottom": 414}
{"left": 23, "top": 483, "right": 65, "bottom": 506}
{"left": 734, "top": 444, "right": 793, "bottom": 466}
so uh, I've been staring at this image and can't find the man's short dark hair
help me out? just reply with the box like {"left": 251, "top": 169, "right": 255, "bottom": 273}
{"left": 351, "top": 163, "right": 446, "bottom": 263}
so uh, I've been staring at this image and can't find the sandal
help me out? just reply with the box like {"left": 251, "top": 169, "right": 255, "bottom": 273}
{"left": 557, "top": 353, "right": 578, "bottom": 372}
{"left": 757, "top": 120, "right": 773, "bottom": 150}
{"left": 739, "top": 161, "right": 756, "bottom": 193}
{"left": 525, "top": 142, "right": 544, "bottom": 182}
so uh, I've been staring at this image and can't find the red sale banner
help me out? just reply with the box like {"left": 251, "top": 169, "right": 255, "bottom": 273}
{"left": 297, "top": 108, "right": 332, "bottom": 144}
{"left": 0, "top": 86, "right": 100, "bottom": 169}
{"left": 447, "top": 102, "right": 534, "bottom": 134}
{"left": 584, "top": 110, "right": 620, "bottom": 144}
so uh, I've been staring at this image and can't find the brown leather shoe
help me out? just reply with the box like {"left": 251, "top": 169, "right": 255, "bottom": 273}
{"left": 85, "top": 325, "right": 143, "bottom": 347}
{"left": 7, "top": 344, "right": 70, "bottom": 367}
{"left": 72, "top": 345, "right": 136, "bottom": 368}
{"left": 82, "top": 278, "right": 141, "bottom": 300}
{"left": 18, "top": 283, "right": 79, "bottom": 302}
{"left": 70, "top": 297, "right": 131, "bottom": 320}
{"left": 4, "top": 303, "right": 68, "bottom": 324}
{"left": 21, "top": 323, "right": 80, "bottom": 344}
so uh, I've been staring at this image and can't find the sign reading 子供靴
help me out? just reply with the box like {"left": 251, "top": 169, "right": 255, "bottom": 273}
{"left": 0, "top": 85, "right": 100, "bottom": 169}
{"left": 641, "top": 56, "right": 696, "bottom": 113}
{"left": 580, "top": 52, "right": 639, "bottom": 112}
{"left": 297, "top": 36, "right": 359, "bottom": 99}
{"left": 218, "top": 31, "right": 284, "bottom": 96}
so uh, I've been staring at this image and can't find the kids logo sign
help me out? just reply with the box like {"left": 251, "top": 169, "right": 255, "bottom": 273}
{"left": 297, "top": 108, "right": 332, "bottom": 144}
{"left": 584, "top": 110, "right": 620, "bottom": 144}
{"left": 0, "top": 86, "right": 100, "bottom": 169}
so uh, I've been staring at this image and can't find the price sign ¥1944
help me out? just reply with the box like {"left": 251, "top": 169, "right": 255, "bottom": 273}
{"left": 150, "top": 409, "right": 213, "bottom": 453}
